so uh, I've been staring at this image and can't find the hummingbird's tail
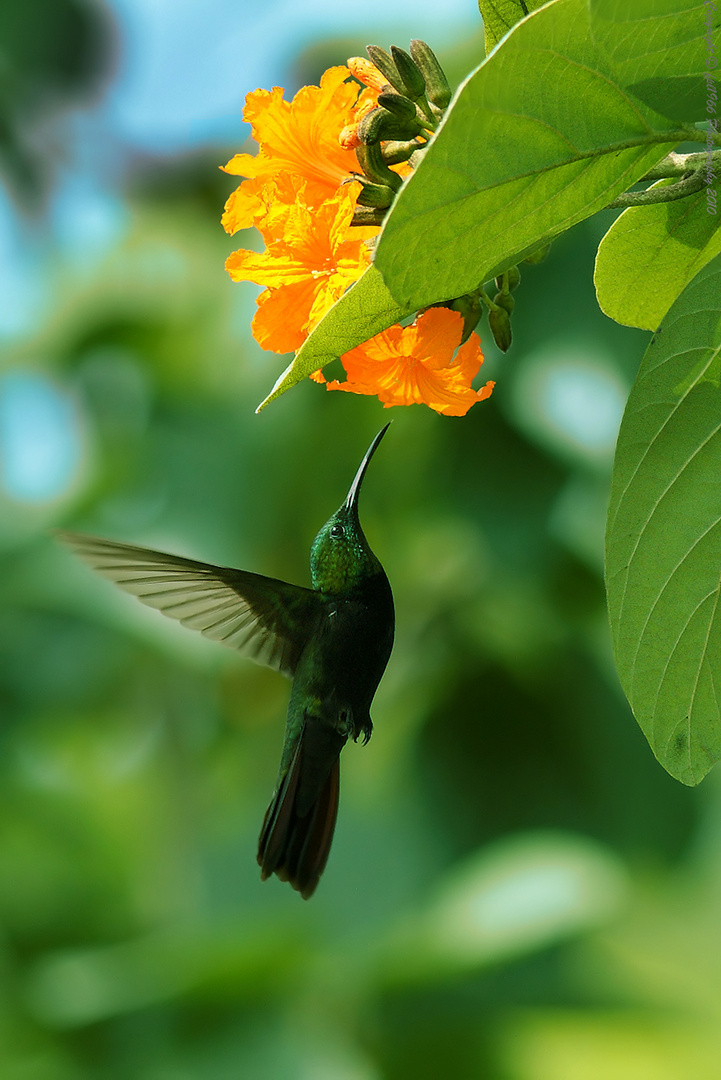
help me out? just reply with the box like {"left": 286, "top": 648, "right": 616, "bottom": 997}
{"left": 257, "top": 721, "right": 346, "bottom": 899}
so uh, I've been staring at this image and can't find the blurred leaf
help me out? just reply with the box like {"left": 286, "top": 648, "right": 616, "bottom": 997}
{"left": 25, "top": 923, "right": 308, "bottom": 1026}
{"left": 0, "top": 0, "right": 113, "bottom": 207}
{"left": 377, "top": 831, "right": 627, "bottom": 989}
{"left": 0, "top": 0, "right": 108, "bottom": 96}
{"left": 595, "top": 183, "right": 721, "bottom": 331}
{"left": 499, "top": 1010, "right": 721, "bottom": 1080}
{"left": 507, "top": 344, "right": 627, "bottom": 469}
{"left": 425, "top": 831, "right": 627, "bottom": 965}
{"left": 595, "top": 885, "right": 721, "bottom": 1021}
{"left": 373, "top": 0, "right": 685, "bottom": 311}
{"left": 605, "top": 254, "right": 721, "bottom": 785}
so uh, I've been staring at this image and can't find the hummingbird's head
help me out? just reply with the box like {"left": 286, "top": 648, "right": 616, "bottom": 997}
{"left": 310, "top": 425, "right": 390, "bottom": 594}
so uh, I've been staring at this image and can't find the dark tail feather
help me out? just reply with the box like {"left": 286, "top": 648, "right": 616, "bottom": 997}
{"left": 257, "top": 724, "right": 344, "bottom": 899}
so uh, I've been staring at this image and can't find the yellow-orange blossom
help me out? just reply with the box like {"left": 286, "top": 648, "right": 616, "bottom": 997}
{"left": 314, "top": 308, "right": 493, "bottom": 416}
{"left": 222, "top": 62, "right": 494, "bottom": 415}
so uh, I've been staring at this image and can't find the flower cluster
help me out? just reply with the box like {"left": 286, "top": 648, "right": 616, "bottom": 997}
{"left": 222, "top": 67, "right": 379, "bottom": 354}
{"left": 222, "top": 48, "right": 494, "bottom": 416}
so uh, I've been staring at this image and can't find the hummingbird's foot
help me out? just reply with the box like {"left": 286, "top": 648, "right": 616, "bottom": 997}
{"left": 335, "top": 709, "right": 372, "bottom": 744}
{"left": 354, "top": 715, "right": 373, "bottom": 745}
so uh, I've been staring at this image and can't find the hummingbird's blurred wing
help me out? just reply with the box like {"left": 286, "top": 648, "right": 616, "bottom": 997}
{"left": 56, "top": 532, "right": 322, "bottom": 677}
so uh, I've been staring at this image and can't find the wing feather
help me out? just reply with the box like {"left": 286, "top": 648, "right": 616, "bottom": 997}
{"left": 56, "top": 531, "right": 321, "bottom": 677}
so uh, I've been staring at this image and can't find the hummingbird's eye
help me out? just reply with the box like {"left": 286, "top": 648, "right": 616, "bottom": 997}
{"left": 330, "top": 524, "right": 345, "bottom": 539}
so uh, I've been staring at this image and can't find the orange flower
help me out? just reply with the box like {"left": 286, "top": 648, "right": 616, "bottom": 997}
{"left": 220, "top": 58, "right": 418, "bottom": 376}
{"left": 316, "top": 307, "right": 494, "bottom": 416}
{"left": 221, "top": 66, "right": 376, "bottom": 236}
{"left": 225, "top": 179, "right": 372, "bottom": 354}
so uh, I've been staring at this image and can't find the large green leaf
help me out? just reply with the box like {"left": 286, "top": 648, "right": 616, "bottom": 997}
{"left": 374, "top": 0, "right": 689, "bottom": 310}
{"left": 479, "top": 0, "right": 546, "bottom": 53}
{"left": 595, "top": 182, "right": 721, "bottom": 331}
{"left": 589, "top": 0, "right": 719, "bottom": 123}
{"left": 605, "top": 254, "right": 721, "bottom": 785}
{"left": 256, "top": 266, "right": 412, "bottom": 412}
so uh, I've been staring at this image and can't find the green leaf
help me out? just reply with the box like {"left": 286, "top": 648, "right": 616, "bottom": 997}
{"left": 479, "top": 0, "right": 545, "bottom": 53}
{"left": 595, "top": 182, "right": 721, "bottom": 331}
{"left": 605, "top": 254, "right": 721, "bottom": 785}
{"left": 589, "top": 0, "right": 720, "bottom": 123}
{"left": 374, "top": 0, "right": 686, "bottom": 311}
{"left": 255, "top": 266, "right": 412, "bottom": 412}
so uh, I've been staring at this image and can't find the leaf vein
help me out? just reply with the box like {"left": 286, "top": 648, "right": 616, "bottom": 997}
{"left": 610, "top": 352, "right": 721, "bottom": 634}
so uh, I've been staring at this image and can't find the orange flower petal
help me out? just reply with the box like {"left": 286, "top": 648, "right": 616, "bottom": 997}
{"left": 226, "top": 182, "right": 373, "bottom": 353}
{"left": 251, "top": 281, "right": 319, "bottom": 353}
{"left": 323, "top": 307, "right": 492, "bottom": 416}
{"left": 222, "top": 69, "right": 363, "bottom": 198}
{"left": 221, "top": 151, "right": 265, "bottom": 179}
{"left": 221, "top": 175, "right": 266, "bottom": 235}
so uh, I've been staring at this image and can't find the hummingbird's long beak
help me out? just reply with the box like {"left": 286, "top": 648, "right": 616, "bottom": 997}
{"left": 344, "top": 423, "right": 391, "bottom": 514}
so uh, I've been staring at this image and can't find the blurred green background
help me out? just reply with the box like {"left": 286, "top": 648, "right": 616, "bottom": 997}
{"left": 2, "top": 1, "right": 721, "bottom": 1077}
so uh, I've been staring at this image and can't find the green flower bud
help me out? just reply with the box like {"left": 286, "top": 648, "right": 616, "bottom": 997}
{"left": 356, "top": 108, "right": 388, "bottom": 145}
{"left": 489, "top": 306, "right": 512, "bottom": 352}
{"left": 352, "top": 206, "right": 387, "bottom": 227}
{"left": 354, "top": 179, "right": 396, "bottom": 208}
{"left": 381, "top": 139, "right": 422, "bottom": 165}
{"left": 355, "top": 142, "right": 403, "bottom": 191}
{"left": 390, "top": 46, "right": 426, "bottom": 101}
{"left": 366, "top": 45, "right": 406, "bottom": 95}
{"left": 377, "top": 90, "right": 418, "bottom": 123}
{"left": 357, "top": 106, "right": 422, "bottom": 146}
{"left": 523, "top": 243, "right": 551, "bottom": 265}
{"left": 495, "top": 265, "right": 521, "bottom": 292}
{"left": 409, "top": 40, "right": 451, "bottom": 109}
{"left": 493, "top": 291, "right": 515, "bottom": 314}
{"left": 447, "top": 294, "right": 483, "bottom": 342}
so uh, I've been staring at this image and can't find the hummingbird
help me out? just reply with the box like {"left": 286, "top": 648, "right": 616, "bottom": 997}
{"left": 56, "top": 425, "right": 394, "bottom": 899}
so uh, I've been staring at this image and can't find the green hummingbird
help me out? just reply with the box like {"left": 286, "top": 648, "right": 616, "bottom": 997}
{"left": 56, "top": 425, "right": 394, "bottom": 899}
